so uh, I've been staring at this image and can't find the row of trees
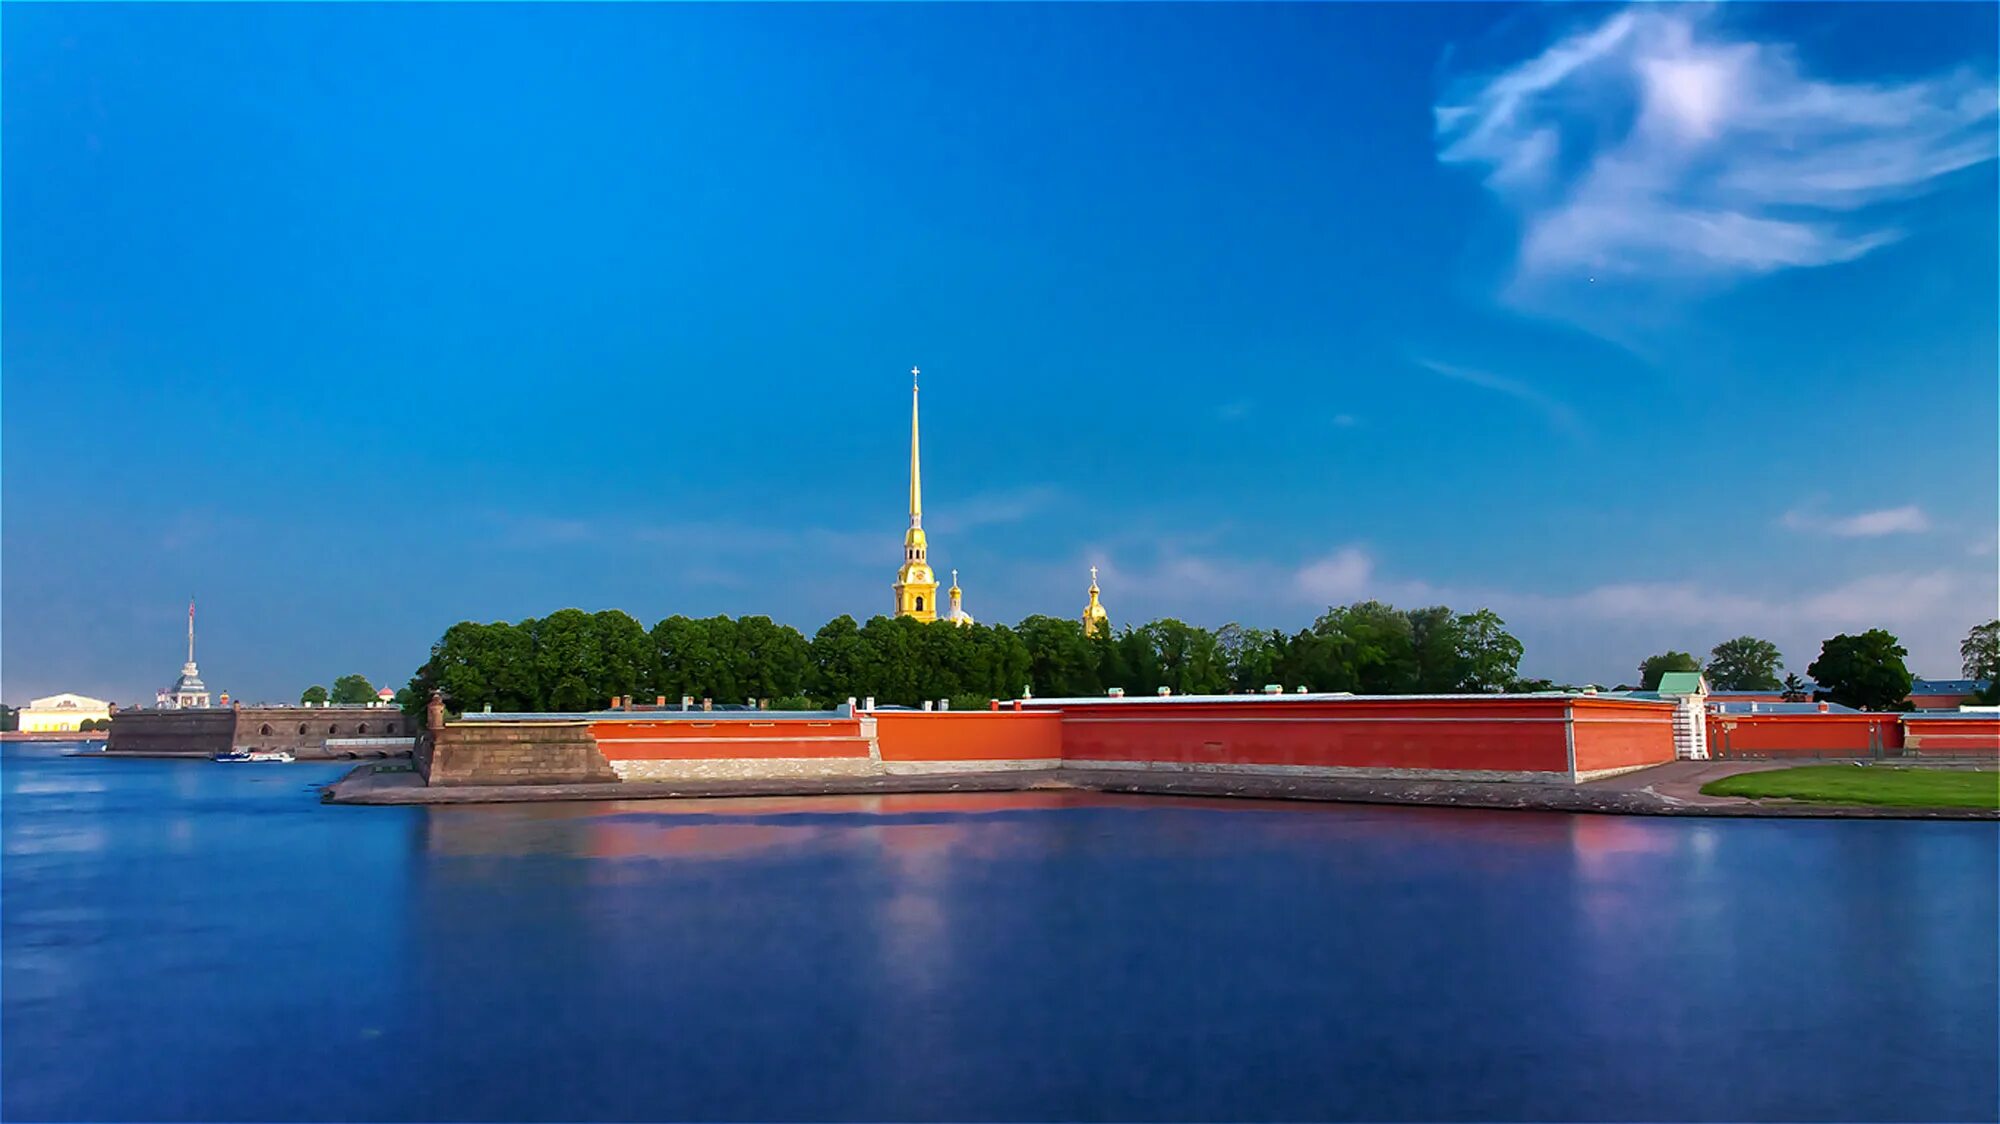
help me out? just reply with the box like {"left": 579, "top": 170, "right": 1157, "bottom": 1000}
{"left": 1635, "top": 619, "right": 2000, "bottom": 711}
{"left": 299, "top": 675, "right": 392, "bottom": 706}
{"left": 407, "top": 602, "right": 1530, "bottom": 715}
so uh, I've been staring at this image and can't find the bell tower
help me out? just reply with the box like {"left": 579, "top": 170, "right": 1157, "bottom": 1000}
{"left": 893, "top": 367, "right": 939, "bottom": 621}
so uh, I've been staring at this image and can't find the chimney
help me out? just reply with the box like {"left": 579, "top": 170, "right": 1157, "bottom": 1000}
{"left": 1108, "top": 687, "right": 1125, "bottom": 698}
{"left": 863, "top": 696, "right": 875, "bottom": 711}
{"left": 655, "top": 695, "right": 666, "bottom": 708}
{"left": 1263, "top": 684, "right": 1283, "bottom": 695}
{"left": 609, "top": 695, "right": 621, "bottom": 710}
{"left": 1157, "top": 686, "right": 1172, "bottom": 697}
{"left": 702, "top": 698, "right": 713, "bottom": 712}
{"left": 1012, "top": 699, "right": 1023, "bottom": 711}
{"left": 681, "top": 696, "right": 694, "bottom": 711}
{"left": 922, "top": 700, "right": 934, "bottom": 711}
{"left": 989, "top": 699, "right": 1001, "bottom": 711}
{"left": 1817, "top": 701, "right": 1830, "bottom": 713}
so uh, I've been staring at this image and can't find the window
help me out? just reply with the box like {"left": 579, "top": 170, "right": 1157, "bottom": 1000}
{"left": 358, "top": 723, "right": 368, "bottom": 734}
{"left": 260, "top": 724, "right": 273, "bottom": 736}
{"left": 915, "top": 596, "right": 925, "bottom": 611}
{"left": 297, "top": 724, "right": 307, "bottom": 735}
{"left": 328, "top": 725, "right": 339, "bottom": 734}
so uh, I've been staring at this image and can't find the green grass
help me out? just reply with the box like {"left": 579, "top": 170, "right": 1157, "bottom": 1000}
{"left": 1701, "top": 765, "right": 2000, "bottom": 809}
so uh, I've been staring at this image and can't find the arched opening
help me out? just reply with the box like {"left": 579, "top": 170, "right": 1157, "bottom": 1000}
{"left": 260, "top": 724, "right": 273, "bottom": 736}
{"left": 915, "top": 596, "right": 925, "bottom": 612}
{"left": 328, "top": 725, "right": 339, "bottom": 734}
{"left": 297, "top": 724, "right": 307, "bottom": 734}
{"left": 358, "top": 723, "right": 369, "bottom": 734}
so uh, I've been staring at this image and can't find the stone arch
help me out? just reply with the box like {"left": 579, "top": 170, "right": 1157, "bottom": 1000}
{"left": 358, "top": 723, "right": 369, "bottom": 734}
{"left": 260, "top": 724, "right": 273, "bottom": 736}
{"left": 328, "top": 724, "right": 339, "bottom": 735}
{"left": 298, "top": 724, "right": 307, "bottom": 735}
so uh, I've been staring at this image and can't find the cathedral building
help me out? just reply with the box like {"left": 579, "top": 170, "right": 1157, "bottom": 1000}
{"left": 890, "top": 367, "right": 1106, "bottom": 633}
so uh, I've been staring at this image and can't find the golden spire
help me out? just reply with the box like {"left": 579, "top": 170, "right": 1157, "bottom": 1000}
{"left": 893, "top": 366, "right": 939, "bottom": 621}
{"left": 908, "top": 366, "right": 922, "bottom": 528}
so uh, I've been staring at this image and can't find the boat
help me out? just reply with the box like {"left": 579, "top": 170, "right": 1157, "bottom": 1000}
{"left": 212, "top": 749, "right": 295, "bottom": 763}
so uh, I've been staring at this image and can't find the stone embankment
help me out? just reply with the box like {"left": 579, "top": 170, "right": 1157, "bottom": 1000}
{"left": 322, "top": 760, "right": 1999, "bottom": 820}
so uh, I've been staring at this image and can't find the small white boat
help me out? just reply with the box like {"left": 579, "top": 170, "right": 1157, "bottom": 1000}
{"left": 213, "top": 749, "right": 295, "bottom": 763}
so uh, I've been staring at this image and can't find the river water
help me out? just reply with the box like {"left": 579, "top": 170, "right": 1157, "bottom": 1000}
{"left": 4, "top": 741, "right": 1994, "bottom": 1122}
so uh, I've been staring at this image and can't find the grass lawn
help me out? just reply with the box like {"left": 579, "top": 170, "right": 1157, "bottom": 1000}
{"left": 1701, "top": 765, "right": 2000, "bottom": 809}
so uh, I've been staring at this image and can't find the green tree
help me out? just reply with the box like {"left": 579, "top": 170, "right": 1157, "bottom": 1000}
{"left": 1807, "top": 630, "right": 1913, "bottom": 711}
{"left": 1781, "top": 672, "right": 1809, "bottom": 702}
{"left": 1313, "top": 601, "right": 1417, "bottom": 693}
{"left": 1145, "top": 619, "right": 1230, "bottom": 695}
{"left": 1638, "top": 651, "right": 1700, "bottom": 691}
{"left": 809, "top": 615, "right": 874, "bottom": 704}
{"left": 1962, "top": 620, "right": 1999, "bottom": 681}
{"left": 1706, "top": 636, "right": 1783, "bottom": 691}
{"left": 330, "top": 674, "right": 376, "bottom": 705}
{"left": 1452, "top": 609, "right": 1524, "bottom": 692}
{"left": 300, "top": 685, "right": 329, "bottom": 705}
{"left": 1017, "top": 615, "right": 1099, "bottom": 698}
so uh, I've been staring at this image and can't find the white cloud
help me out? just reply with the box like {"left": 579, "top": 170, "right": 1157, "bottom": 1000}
{"left": 1781, "top": 505, "right": 1931, "bottom": 537}
{"left": 1436, "top": 8, "right": 1996, "bottom": 292}
{"left": 1081, "top": 540, "right": 1987, "bottom": 679}
{"left": 1415, "top": 357, "right": 1584, "bottom": 436}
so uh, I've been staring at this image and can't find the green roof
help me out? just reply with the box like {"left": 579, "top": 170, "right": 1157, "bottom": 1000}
{"left": 1656, "top": 671, "right": 1707, "bottom": 695}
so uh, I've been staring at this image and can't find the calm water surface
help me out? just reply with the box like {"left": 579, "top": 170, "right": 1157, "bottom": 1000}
{"left": 4, "top": 741, "right": 1995, "bottom": 1122}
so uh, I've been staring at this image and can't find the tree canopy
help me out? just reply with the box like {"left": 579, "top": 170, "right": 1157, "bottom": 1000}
{"left": 1638, "top": 651, "right": 1700, "bottom": 690}
{"left": 1962, "top": 620, "right": 1999, "bottom": 681}
{"left": 329, "top": 674, "right": 377, "bottom": 706}
{"left": 1705, "top": 636, "right": 1783, "bottom": 691}
{"left": 406, "top": 601, "right": 1533, "bottom": 715}
{"left": 300, "top": 685, "right": 328, "bottom": 705}
{"left": 1807, "top": 630, "right": 1913, "bottom": 711}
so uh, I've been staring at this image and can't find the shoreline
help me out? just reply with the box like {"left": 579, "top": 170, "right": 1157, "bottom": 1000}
{"left": 320, "top": 762, "right": 2000, "bottom": 820}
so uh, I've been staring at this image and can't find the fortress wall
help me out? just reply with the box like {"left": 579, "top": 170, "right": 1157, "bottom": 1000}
{"left": 1901, "top": 717, "right": 2000, "bottom": 758}
{"left": 1708, "top": 713, "right": 1903, "bottom": 758}
{"left": 424, "top": 721, "right": 617, "bottom": 786}
{"left": 106, "top": 709, "right": 238, "bottom": 755}
{"left": 1047, "top": 697, "right": 1590, "bottom": 781}
{"left": 872, "top": 710, "right": 1063, "bottom": 774}
{"left": 590, "top": 714, "right": 877, "bottom": 781}
{"left": 1570, "top": 698, "right": 1680, "bottom": 780}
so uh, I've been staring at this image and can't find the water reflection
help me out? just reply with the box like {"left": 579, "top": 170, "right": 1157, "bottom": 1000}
{"left": 5, "top": 746, "right": 1996, "bottom": 1123}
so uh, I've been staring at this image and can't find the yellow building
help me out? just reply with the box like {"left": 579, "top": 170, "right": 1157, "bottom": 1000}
{"left": 1082, "top": 566, "right": 1109, "bottom": 636}
{"left": 893, "top": 367, "right": 943, "bottom": 621}
{"left": 18, "top": 693, "right": 113, "bottom": 732}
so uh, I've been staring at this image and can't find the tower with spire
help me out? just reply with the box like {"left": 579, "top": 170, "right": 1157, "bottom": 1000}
{"left": 1082, "top": 566, "right": 1110, "bottom": 636}
{"left": 893, "top": 367, "right": 941, "bottom": 621}
{"left": 169, "top": 598, "right": 212, "bottom": 708}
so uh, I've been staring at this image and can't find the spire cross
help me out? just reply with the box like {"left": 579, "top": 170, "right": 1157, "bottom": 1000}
{"left": 1090, "top": 565, "right": 1099, "bottom": 584}
{"left": 911, "top": 366, "right": 920, "bottom": 388}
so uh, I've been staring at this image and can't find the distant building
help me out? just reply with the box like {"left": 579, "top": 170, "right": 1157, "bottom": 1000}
{"left": 376, "top": 687, "right": 397, "bottom": 704}
{"left": 17, "top": 693, "right": 112, "bottom": 732}
{"left": 1908, "top": 678, "right": 1992, "bottom": 710}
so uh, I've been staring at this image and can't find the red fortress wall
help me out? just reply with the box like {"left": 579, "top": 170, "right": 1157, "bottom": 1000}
{"left": 1038, "top": 695, "right": 1675, "bottom": 782}
{"left": 436, "top": 695, "right": 1682, "bottom": 786}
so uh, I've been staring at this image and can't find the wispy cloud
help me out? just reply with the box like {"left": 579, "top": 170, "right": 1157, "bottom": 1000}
{"left": 927, "top": 485, "right": 1065, "bottom": 535}
{"left": 1415, "top": 357, "right": 1583, "bottom": 436}
{"left": 1781, "top": 505, "right": 1931, "bottom": 537}
{"left": 1436, "top": 8, "right": 1995, "bottom": 298}
{"left": 1082, "top": 541, "right": 1987, "bottom": 678}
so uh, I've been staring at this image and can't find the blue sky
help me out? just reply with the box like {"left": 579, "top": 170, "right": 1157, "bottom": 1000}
{"left": 4, "top": 3, "right": 1995, "bottom": 704}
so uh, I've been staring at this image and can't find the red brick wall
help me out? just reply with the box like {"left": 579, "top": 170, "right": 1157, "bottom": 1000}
{"left": 1707, "top": 713, "right": 1903, "bottom": 758}
{"left": 1901, "top": 717, "right": 2000, "bottom": 757}
{"left": 872, "top": 710, "right": 1062, "bottom": 762}
{"left": 1049, "top": 697, "right": 1580, "bottom": 775}
{"left": 1570, "top": 699, "right": 1678, "bottom": 775}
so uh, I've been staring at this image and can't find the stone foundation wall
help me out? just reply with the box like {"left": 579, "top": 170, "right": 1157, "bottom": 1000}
{"left": 424, "top": 721, "right": 619, "bottom": 786}
{"left": 610, "top": 758, "right": 882, "bottom": 782}
{"left": 106, "top": 709, "right": 237, "bottom": 754}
